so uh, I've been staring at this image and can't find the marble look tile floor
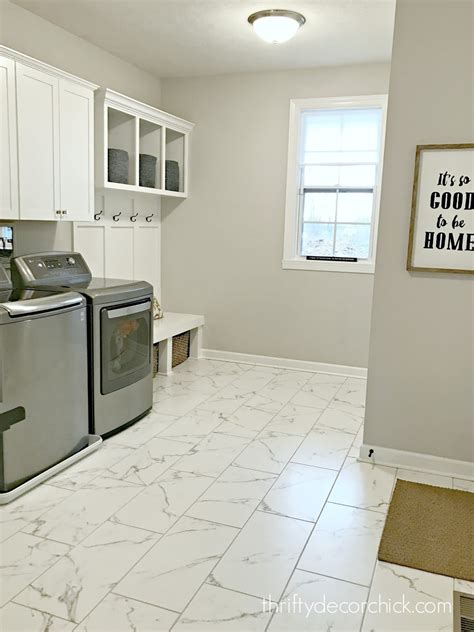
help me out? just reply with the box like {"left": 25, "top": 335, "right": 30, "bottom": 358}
{"left": 0, "top": 358, "right": 471, "bottom": 631}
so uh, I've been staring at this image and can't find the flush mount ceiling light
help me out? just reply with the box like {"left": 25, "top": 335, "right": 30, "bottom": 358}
{"left": 248, "top": 9, "right": 306, "bottom": 44}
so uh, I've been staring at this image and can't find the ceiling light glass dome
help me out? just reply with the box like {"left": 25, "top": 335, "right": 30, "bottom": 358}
{"left": 248, "top": 9, "right": 306, "bottom": 44}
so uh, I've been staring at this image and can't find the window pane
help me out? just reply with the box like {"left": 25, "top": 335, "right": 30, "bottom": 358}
{"left": 334, "top": 224, "right": 371, "bottom": 258}
{"left": 339, "top": 164, "right": 376, "bottom": 187}
{"left": 341, "top": 109, "right": 381, "bottom": 152}
{"left": 304, "top": 163, "right": 377, "bottom": 186}
{"left": 303, "top": 192, "right": 337, "bottom": 222}
{"left": 303, "top": 165, "right": 339, "bottom": 186}
{"left": 303, "top": 150, "right": 378, "bottom": 165}
{"left": 303, "top": 113, "right": 341, "bottom": 152}
{"left": 301, "top": 223, "right": 334, "bottom": 256}
{"left": 337, "top": 192, "right": 374, "bottom": 223}
{"left": 301, "top": 108, "right": 382, "bottom": 159}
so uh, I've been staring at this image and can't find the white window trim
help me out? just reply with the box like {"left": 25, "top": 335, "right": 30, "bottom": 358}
{"left": 282, "top": 94, "right": 388, "bottom": 274}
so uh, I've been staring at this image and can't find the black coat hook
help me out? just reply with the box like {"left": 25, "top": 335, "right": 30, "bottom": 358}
{"left": 145, "top": 213, "right": 154, "bottom": 223}
{"left": 130, "top": 212, "right": 139, "bottom": 222}
{"left": 94, "top": 209, "right": 103, "bottom": 221}
{"left": 112, "top": 211, "right": 122, "bottom": 222}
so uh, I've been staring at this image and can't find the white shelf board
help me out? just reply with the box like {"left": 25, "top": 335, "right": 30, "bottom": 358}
{"left": 153, "top": 312, "right": 204, "bottom": 343}
{"left": 104, "top": 182, "right": 187, "bottom": 198}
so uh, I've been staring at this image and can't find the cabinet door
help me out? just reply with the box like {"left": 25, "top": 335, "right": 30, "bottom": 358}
{"left": 16, "top": 63, "right": 60, "bottom": 220}
{"left": 0, "top": 56, "right": 19, "bottom": 219}
{"left": 59, "top": 80, "right": 94, "bottom": 221}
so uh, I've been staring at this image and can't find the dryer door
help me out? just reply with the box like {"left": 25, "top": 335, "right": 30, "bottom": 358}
{"left": 100, "top": 298, "right": 151, "bottom": 395}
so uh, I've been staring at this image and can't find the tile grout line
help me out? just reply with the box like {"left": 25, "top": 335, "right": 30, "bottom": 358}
{"left": 9, "top": 429, "right": 221, "bottom": 620}
{"left": 3, "top": 362, "right": 363, "bottom": 628}
{"left": 133, "top": 374, "right": 380, "bottom": 627}
{"left": 108, "top": 591, "right": 182, "bottom": 615}
{"left": 163, "top": 371, "right": 353, "bottom": 624}
{"left": 292, "top": 567, "right": 373, "bottom": 589}
{"left": 7, "top": 600, "right": 76, "bottom": 624}
{"left": 70, "top": 372, "right": 284, "bottom": 626}
{"left": 191, "top": 381, "right": 353, "bottom": 625}
{"left": 263, "top": 439, "right": 346, "bottom": 631}
{"left": 325, "top": 500, "right": 389, "bottom": 515}
{"left": 161, "top": 393, "right": 312, "bottom": 624}
{"left": 357, "top": 463, "right": 399, "bottom": 632}
{"left": 167, "top": 372, "right": 343, "bottom": 626}
{"left": 0, "top": 365, "right": 259, "bottom": 618}
{"left": 10, "top": 502, "right": 161, "bottom": 623}
{"left": 3, "top": 445, "right": 155, "bottom": 610}
{"left": 262, "top": 376, "right": 373, "bottom": 629}
{"left": 120, "top": 375, "right": 359, "bottom": 628}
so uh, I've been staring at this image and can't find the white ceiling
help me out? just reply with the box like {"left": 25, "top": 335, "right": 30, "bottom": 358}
{"left": 13, "top": 0, "right": 396, "bottom": 78}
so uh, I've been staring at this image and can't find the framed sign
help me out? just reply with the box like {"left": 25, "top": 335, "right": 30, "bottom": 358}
{"left": 407, "top": 144, "right": 474, "bottom": 274}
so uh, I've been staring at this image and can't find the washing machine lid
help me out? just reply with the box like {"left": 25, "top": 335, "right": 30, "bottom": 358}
{"left": 0, "top": 290, "right": 84, "bottom": 319}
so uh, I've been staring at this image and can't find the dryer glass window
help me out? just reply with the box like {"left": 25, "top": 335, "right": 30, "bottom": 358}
{"left": 100, "top": 300, "right": 151, "bottom": 394}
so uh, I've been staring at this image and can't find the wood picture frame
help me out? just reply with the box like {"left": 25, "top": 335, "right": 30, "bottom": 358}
{"left": 407, "top": 143, "right": 474, "bottom": 274}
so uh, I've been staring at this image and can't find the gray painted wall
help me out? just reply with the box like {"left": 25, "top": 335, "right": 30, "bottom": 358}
{"left": 160, "top": 64, "right": 390, "bottom": 367}
{"left": 0, "top": 0, "right": 161, "bottom": 255}
{"left": 364, "top": 0, "right": 474, "bottom": 463}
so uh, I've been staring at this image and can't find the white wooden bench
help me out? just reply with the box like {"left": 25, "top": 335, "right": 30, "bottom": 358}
{"left": 153, "top": 312, "right": 205, "bottom": 375}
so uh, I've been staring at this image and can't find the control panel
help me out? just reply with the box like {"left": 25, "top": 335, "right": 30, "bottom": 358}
{"left": 11, "top": 252, "right": 92, "bottom": 288}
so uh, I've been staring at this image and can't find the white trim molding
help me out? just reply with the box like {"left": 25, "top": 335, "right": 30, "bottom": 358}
{"left": 96, "top": 88, "right": 194, "bottom": 134}
{"left": 359, "top": 443, "right": 474, "bottom": 481}
{"left": 202, "top": 348, "right": 367, "bottom": 379}
{"left": 283, "top": 94, "right": 388, "bottom": 274}
{"left": 282, "top": 259, "right": 375, "bottom": 274}
{"left": 0, "top": 45, "right": 98, "bottom": 91}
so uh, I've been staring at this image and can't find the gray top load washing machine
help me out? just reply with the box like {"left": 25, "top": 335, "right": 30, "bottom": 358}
{"left": 0, "top": 264, "right": 90, "bottom": 493}
{"left": 11, "top": 253, "right": 153, "bottom": 438}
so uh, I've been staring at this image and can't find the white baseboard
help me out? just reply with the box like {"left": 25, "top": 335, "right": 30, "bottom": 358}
{"left": 359, "top": 443, "right": 474, "bottom": 481}
{"left": 201, "top": 348, "right": 367, "bottom": 379}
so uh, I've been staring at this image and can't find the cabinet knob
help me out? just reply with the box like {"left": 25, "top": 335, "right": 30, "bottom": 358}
{"left": 55, "top": 210, "right": 61, "bottom": 216}
{"left": 62, "top": 210, "right": 67, "bottom": 215}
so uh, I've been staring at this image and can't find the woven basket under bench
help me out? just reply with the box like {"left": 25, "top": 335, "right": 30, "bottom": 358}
{"left": 153, "top": 330, "right": 190, "bottom": 377}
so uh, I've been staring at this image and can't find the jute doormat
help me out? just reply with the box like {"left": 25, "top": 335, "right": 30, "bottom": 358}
{"left": 378, "top": 479, "right": 474, "bottom": 581}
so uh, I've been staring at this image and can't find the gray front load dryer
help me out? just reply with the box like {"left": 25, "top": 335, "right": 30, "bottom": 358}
{"left": 11, "top": 252, "right": 153, "bottom": 438}
{"left": 0, "top": 265, "right": 89, "bottom": 492}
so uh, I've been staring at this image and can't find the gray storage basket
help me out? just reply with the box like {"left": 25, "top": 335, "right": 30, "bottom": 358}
{"left": 108, "top": 148, "right": 129, "bottom": 184}
{"left": 165, "top": 160, "right": 180, "bottom": 192}
{"left": 139, "top": 154, "right": 157, "bottom": 188}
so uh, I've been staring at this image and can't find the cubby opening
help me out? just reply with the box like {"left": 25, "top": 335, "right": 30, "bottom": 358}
{"left": 165, "top": 129, "right": 185, "bottom": 193}
{"left": 107, "top": 107, "right": 136, "bottom": 186}
{"left": 139, "top": 119, "right": 162, "bottom": 190}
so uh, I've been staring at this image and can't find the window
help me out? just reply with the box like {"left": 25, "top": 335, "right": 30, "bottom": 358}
{"left": 283, "top": 96, "right": 387, "bottom": 273}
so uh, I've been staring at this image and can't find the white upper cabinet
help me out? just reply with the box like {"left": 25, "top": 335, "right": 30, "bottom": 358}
{"left": 16, "top": 62, "right": 60, "bottom": 220}
{"left": 95, "top": 89, "right": 194, "bottom": 198}
{"left": 0, "top": 56, "right": 19, "bottom": 219}
{"left": 59, "top": 80, "right": 94, "bottom": 221}
{"left": 0, "top": 46, "right": 97, "bottom": 222}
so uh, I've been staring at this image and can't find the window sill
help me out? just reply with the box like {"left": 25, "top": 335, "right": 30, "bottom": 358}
{"left": 282, "top": 259, "right": 375, "bottom": 274}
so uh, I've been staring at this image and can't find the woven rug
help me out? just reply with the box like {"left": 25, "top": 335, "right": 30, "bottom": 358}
{"left": 378, "top": 479, "right": 474, "bottom": 581}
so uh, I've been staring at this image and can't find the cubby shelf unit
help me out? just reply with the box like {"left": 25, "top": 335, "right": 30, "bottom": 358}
{"left": 95, "top": 88, "right": 194, "bottom": 198}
